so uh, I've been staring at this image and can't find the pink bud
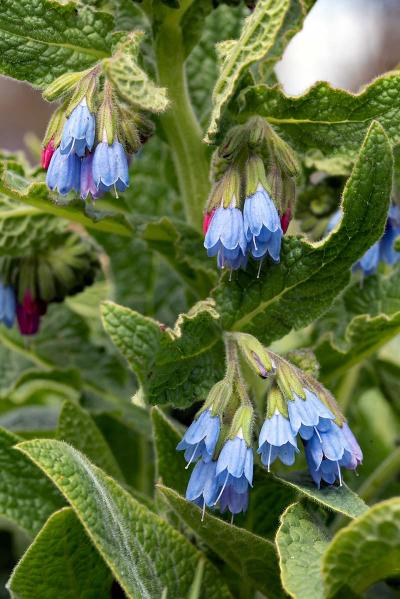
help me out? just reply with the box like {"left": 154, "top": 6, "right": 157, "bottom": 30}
{"left": 203, "top": 209, "right": 216, "bottom": 235}
{"left": 41, "top": 138, "right": 55, "bottom": 170}
{"left": 280, "top": 208, "right": 292, "bottom": 234}
{"left": 16, "top": 291, "right": 47, "bottom": 336}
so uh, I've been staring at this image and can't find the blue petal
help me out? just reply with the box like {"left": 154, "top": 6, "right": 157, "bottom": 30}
{"left": 243, "top": 188, "right": 280, "bottom": 239}
{"left": 259, "top": 412, "right": 297, "bottom": 448}
{"left": 305, "top": 433, "right": 323, "bottom": 470}
{"left": 326, "top": 210, "right": 342, "bottom": 233}
{"left": 355, "top": 242, "right": 380, "bottom": 275}
{"left": 204, "top": 207, "right": 226, "bottom": 251}
{"left": 186, "top": 460, "right": 217, "bottom": 503}
{"left": 258, "top": 442, "right": 279, "bottom": 467}
{"left": 219, "top": 486, "right": 249, "bottom": 515}
{"left": 320, "top": 422, "right": 345, "bottom": 461}
{"left": 278, "top": 443, "right": 297, "bottom": 466}
{"left": 340, "top": 422, "right": 362, "bottom": 463}
{"left": 46, "top": 148, "right": 80, "bottom": 195}
{"left": 216, "top": 436, "right": 248, "bottom": 479}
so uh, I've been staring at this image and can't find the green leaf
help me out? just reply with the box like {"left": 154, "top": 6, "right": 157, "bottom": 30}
{"left": 57, "top": 400, "right": 124, "bottom": 482}
{"left": 316, "top": 268, "right": 400, "bottom": 381}
{"left": 0, "top": 0, "right": 113, "bottom": 87}
{"left": 0, "top": 161, "right": 132, "bottom": 238}
{"left": 151, "top": 407, "right": 187, "bottom": 495}
{"left": 276, "top": 502, "right": 329, "bottom": 599}
{"left": 0, "top": 427, "right": 63, "bottom": 535}
{"left": 205, "top": 0, "right": 290, "bottom": 142}
{"left": 213, "top": 122, "right": 393, "bottom": 345}
{"left": 7, "top": 507, "right": 112, "bottom": 598}
{"left": 17, "top": 439, "right": 232, "bottom": 599}
{"left": 104, "top": 32, "right": 169, "bottom": 113}
{"left": 322, "top": 498, "right": 400, "bottom": 596}
{"left": 159, "top": 485, "right": 284, "bottom": 598}
{"left": 238, "top": 72, "right": 400, "bottom": 174}
{"left": 6, "top": 368, "right": 81, "bottom": 404}
{"left": 276, "top": 471, "right": 368, "bottom": 519}
{"left": 0, "top": 195, "right": 64, "bottom": 257}
{"left": 101, "top": 299, "right": 225, "bottom": 407}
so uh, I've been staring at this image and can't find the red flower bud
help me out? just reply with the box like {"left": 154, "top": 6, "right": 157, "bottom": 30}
{"left": 41, "top": 138, "right": 55, "bottom": 170}
{"left": 203, "top": 209, "right": 216, "bottom": 235}
{"left": 16, "top": 291, "right": 47, "bottom": 336}
{"left": 280, "top": 208, "right": 292, "bottom": 234}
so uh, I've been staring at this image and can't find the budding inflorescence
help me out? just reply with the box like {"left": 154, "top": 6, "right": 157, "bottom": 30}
{"left": 176, "top": 332, "right": 362, "bottom": 520}
{"left": 42, "top": 68, "right": 153, "bottom": 201}
{"left": 203, "top": 117, "right": 299, "bottom": 276}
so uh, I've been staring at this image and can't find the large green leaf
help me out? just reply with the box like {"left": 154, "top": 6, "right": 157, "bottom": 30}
{"left": 212, "top": 122, "right": 393, "bottom": 345}
{"left": 57, "top": 400, "right": 124, "bottom": 482}
{"left": 0, "top": 0, "right": 113, "bottom": 87}
{"left": 276, "top": 471, "right": 368, "bottom": 519}
{"left": 322, "top": 498, "right": 400, "bottom": 596}
{"left": 101, "top": 299, "right": 225, "bottom": 407}
{"left": 205, "top": 0, "right": 290, "bottom": 142}
{"left": 7, "top": 507, "right": 112, "bottom": 598}
{"left": 316, "top": 268, "right": 400, "bottom": 381}
{"left": 0, "top": 427, "right": 63, "bottom": 535}
{"left": 17, "top": 439, "right": 232, "bottom": 599}
{"left": 237, "top": 72, "right": 400, "bottom": 173}
{"left": 276, "top": 502, "right": 329, "bottom": 599}
{"left": 159, "top": 485, "right": 284, "bottom": 598}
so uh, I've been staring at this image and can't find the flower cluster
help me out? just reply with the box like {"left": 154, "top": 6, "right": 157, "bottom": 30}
{"left": 203, "top": 118, "right": 299, "bottom": 274}
{"left": 327, "top": 205, "right": 400, "bottom": 276}
{"left": 44, "top": 97, "right": 129, "bottom": 200}
{"left": 176, "top": 334, "right": 362, "bottom": 519}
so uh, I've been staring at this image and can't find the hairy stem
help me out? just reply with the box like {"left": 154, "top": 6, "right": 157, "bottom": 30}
{"left": 155, "top": 18, "right": 210, "bottom": 230}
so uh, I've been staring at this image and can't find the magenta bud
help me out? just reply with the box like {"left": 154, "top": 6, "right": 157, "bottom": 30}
{"left": 203, "top": 209, "right": 216, "bottom": 235}
{"left": 280, "top": 208, "right": 292, "bottom": 234}
{"left": 41, "top": 139, "right": 55, "bottom": 170}
{"left": 16, "top": 291, "right": 47, "bottom": 336}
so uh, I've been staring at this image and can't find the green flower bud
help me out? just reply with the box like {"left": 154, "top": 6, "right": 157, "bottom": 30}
{"left": 202, "top": 378, "right": 233, "bottom": 418}
{"left": 266, "top": 385, "right": 288, "bottom": 419}
{"left": 42, "top": 102, "right": 68, "bottom": 146}
{"left": 43, "top": 70, "right": 88, "bottom": 103}
{"left": 229, "top": 404, "right": 254, "bottom": 446}
{"left": 276, "top": 361, "right": 306, "bottom": 400}
{"left": 244, "top": 155, "right": 269, "bottom": 198}
{"left": 235, "top": 332, "right": 273, "bottom": 378}
{"left": 206, "top": 168, "right": 241, "bottom": 212}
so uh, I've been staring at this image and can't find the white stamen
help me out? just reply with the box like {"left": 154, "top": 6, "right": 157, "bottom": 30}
{"left": 214, "top": 471, "right": 229, "bottom": 505}
{"left": 337, "top": 462, "right": 342, "bottom": 486}
{"left": 114, "top": 183, "right": 119, "bottom": 199}
{"left": 230, "top": 513, "right": 234, "bottom": 525}
{"left": 268, "top": 444, "right": 272, "bottom": 473}
{"left": 253, "top": 235, "right": 258, "bottom": 250}
{"left": 229, "top": 269, "right": 233, "bottom": 282}
{"left": 314, "top": 426, "right": 322, "bottom": 443}
{"left": 257, "top": 260, "right": 263, "bottom": 279}
{"left": 185, "top": 443, "right": 199, "bottom": 469}
{"left": 201, "top": 499, "right": 206, "bottom": 522}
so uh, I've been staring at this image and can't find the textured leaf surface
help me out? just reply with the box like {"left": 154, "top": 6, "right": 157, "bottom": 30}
{"left": 316, "top": 268, "right": 400, "bottom": 381}
{"left": 276, "top": 502, "right": 329, "bottom": 599}
{"left": 7, "top": 507, "right": 112, "bottom": 598}
{"left": 104, "top": 32, "right": 169, "bottom": 113}
{"left": 0, "top": 0, "right": 112, "bottom": 87}
{"left": 238, "top": 72, "right": 400, "bottom": 173}
{"left": 206, "top": 0, "right": 290, "bottom": 141}
{"left": 159, "top": 485, "right": 284, "bottom": 598}
{"left": 276, "top": 471, "right": 368, "bottom": 519}
{"left": 151, "top": 408, "right": 186, "bottom": 495}
{"left": 213, "top": 122, "right": 393, "bottom": 344}
{"left": 57, "top": 400, "right": 124, "bottom": 482}
{"left": 322, "top": 498, "right": 400, "bottom": 596}
{"left": 0, "top": 428, "right": 63, "bottom": 535}
{"left": 101, "top": 299, "right": 225, "bottom": 407}
{"left": 17, "top": 439, "right": 232, "bottom": 599}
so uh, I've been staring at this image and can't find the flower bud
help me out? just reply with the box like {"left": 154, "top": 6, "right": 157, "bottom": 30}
{"left": 41, "top": 138, "right": 55, "bottom": 170}
{"left": 235, "top": 332, "right": 273, "bottom": 378}
{"left": 229, "top": 404, "right": 254, "bottom": 446}
{"left": 276, "top": 360, "right": 306, "bottom": 400}
{"left": 43, "top": 71, "right": 86, "bottom": 103}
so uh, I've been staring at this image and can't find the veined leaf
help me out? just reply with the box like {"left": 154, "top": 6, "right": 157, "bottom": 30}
{"left": 7, "top": 507, "right": 112, "bottom": 598}
{"left": 322, "top": 498, "right": 400, "bottom": 596}
{"left": 17, "top": 439, "right": 232, "bottom": 599}
{"left": 151, "top": 407, "right": 187, "bottom": 495}
{"left": 276, "top": 502, "right": 329, "bottom": 599}
{"left": 0, "top": 0, "right": 113, "bottom": 87}
{"left": 205, "top": 0, "right": 290, "bottom": 142}
{"left": 316, "top": 268, "right": 400, "bottom": 381}
{"left": 159, "top": 485, "right": 284, "bottom": 598}
{"left": 238, "top": 72, "right": 400, "bottom": 174}
{"left": 101, "top": 299, "right": 225, "bottom": 407}
{"left": 0, "top": 427, "right": 63, "bottom": 535}
{"left": 213, "top": 122, "right": 393, "bottom": 345}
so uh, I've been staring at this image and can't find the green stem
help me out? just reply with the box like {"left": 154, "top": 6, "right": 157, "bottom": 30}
{"left": 334, "top": 364, "right": 361, "bottom": 414}
{"left": 357, "top": 446, "right": 400, "bottom": 503}
{"left": 155, "top": 18, "right": 210, "bottom": 230}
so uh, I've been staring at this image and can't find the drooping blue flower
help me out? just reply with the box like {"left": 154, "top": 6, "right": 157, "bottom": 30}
{"left": 304, "top": 420, "right": 362, "bottom": 487}
{"left": 46, "top": 148, "right": 81, "bottom": 195}
{"left": 258, "top": 410, "right": 299, "bottom": 470}
{"left": 80, "top": 153, "right": 102, "bottom": 201}
{"left": 287, "top": 388, "right": 335, "bottom": 435}
{"left": 92, "top": 141, "right": 129, "bottom": 193}
{"left": 185, "top": 459, "right": 219, "bottom": 518}
{"left": 219, "top": 485, "right": 249, "bottom": 515}
{"left": 177, "top": 409, "right": 220, "bottom": 465}
{"left": 60, "top": 99, "right": 95, "bottom": 157}
{"left": 214, "top": 435, "right": 253, "bottom": 513}
{"left": 0, "top": 282, "right": 16, "bottom": 328}
{"left": 204, "top": 205, "right": 247, "bottom": 270}
{"left": 243, "top": 185, "right": 282, "bottom": 261}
